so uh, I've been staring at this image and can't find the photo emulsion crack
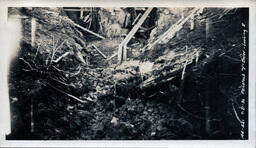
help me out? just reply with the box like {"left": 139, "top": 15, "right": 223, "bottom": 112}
{"left": 6, "top": 7, "right": 249, "bottom": 140}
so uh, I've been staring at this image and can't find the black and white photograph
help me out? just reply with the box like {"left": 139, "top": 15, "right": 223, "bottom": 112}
{"left": 0, "top": 1, "right": 255, "bottom": 147}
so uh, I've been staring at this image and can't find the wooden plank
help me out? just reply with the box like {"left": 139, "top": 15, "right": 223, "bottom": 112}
{"left": 123, "top": 8, "right": 153, "bottom": 46}
{"left": 206, "top": 18, "right": 212, "bottom": 40}
{"left": 190, "top": 14, "right": 194, "bottom": 30}
{"left": 64, "top": 9, "right": 90, "bottom": 12}
{"left": 73, "top": 22, "right": 105, "bottom": 39}
{"left": 80, "top": 8, "right": 84, "bottom": 19}
{"left": 118, "top": 44, "right": 123, "bottom": 62}
{"left": 83, "top": 14, "right": 91, "bottom": 22}
{"left": 181, "top": 46, "right": 188, "bottom": 80}
{"left": 123, "top": 44, "right": 127, "bottom": 61}
{"left": 142, "top": 8, "right": 200, "bottom": 51}
{"left": 106, "top": 52, "right": 118, "bottom": 61}
{"left": 161, "top": 8, "right": 199, "bottom": 42}
{"left": 142, "top": 17, "right": 183, "bottom": 51}
{"left": 92, "top": 44, "right": 107, "bottom": 59}
{"left": 31, "top": 17, "right": 36, "bottom": 47}
{"left": 118, "top": 8, "right": 153, "bottom": 63}
{"left": 132, "top": 13, "right": 142, "bottom": 25}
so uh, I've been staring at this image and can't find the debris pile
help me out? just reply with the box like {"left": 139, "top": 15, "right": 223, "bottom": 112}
{"left": 7, "top": 7, "right": 247, "bottom": 140}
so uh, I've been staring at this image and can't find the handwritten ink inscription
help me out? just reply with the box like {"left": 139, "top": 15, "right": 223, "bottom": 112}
{"left": 239, "top": 22, "right": 248, "bottom": 139}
